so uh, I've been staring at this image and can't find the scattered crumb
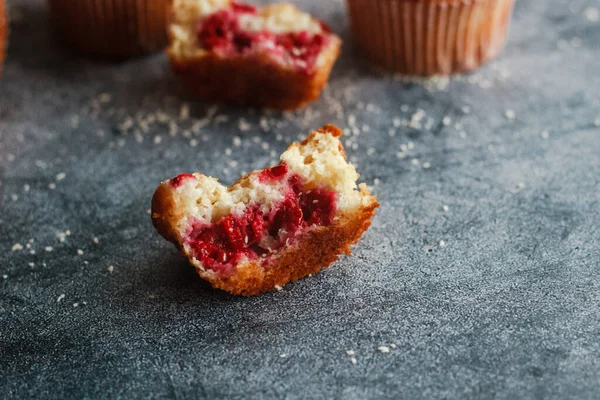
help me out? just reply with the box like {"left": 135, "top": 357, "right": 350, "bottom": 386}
{"left": 28, "top": 262, "right": 35, "bottom": 268}
{"left": 594, "top": 119, "right": 600, "bottom": 127}
{"left": 442, "top": 116, "right": 451, "bottom": 126}
{"left": 505, "top": 110, "right": 516, "bottom": 120}
{"left": 411, "top": 159, "right": 420, "bottom": 166}
{"left": 346, "top": 350, "right": 355, "bottom": 356}
{"left": 390, "top": 343, "right": 397, "bottom": 349}
{"left": 12, "top": 243, "right": 23, "bottom": 251}
{"left": 48, "top": 183, "right": 56, "bottom": 190}
{"left": 11, "top": 194, "right": 18, "bottom": 201}
{"left": 153, "top": 135, "right": 162, "bottom": 144}
{"left": 56, "top": 172, "right": 66, "bottom": 181}
{"left": 2, "top": 274, "right": 7, "bottom": 279}
{"left": 73, "top": 303, "right": 79, "bottom": 307}
{"left": 92, "top": 237, "right": 99, "bottom": 244}
{"left": 541, "top": 130, "right": 550, "bottom": 139}
{"left": 462, "top": 106, "right": 471, "bottom": 114}
{"left": 23, "top": 184, "right": 30, "bottom": 192}
{"left": 439, "top": 240, "right": 446, "bottom": 247}
{"left": 350, "top": 357, "right": 357, "bottom": 365}
{"left": 44, "top": 246, "right": 53, "bottom": 252}
{"left": 77, "top": 249, "right": 84, "bottom": 255}
{"left": 517, "top": 182, "right": 526, "bottom": 189}
{"left": 233, "top": 136, "right": 242, "bottom": 146}
{"left": 378, "top": 346, "right": 390, "bottom": 353}
{"left": 373, "top": 178, "right": 380, "bottom": 185}
{"left": 585, "top": 7, "right": 600, "bottom": 22}
{"left": 422, "top": 162, "right": 431, "bottom": 169}
{"left": 238, "top": 118, "right": 251, "bottom": 131}
{"left": 107, "top": 265, "right": 114, "bottom": 273}
{"left": 279, "top": 354, "right": 287, "bottom": 358}
{"left": 274, "top": 285, "right": 283, "bottom": 291}
{"left": 57, "top": 294, "right": 65, "bottom": 302}
{"left": 442, "top": 205, "right": 449, "bottom": 212}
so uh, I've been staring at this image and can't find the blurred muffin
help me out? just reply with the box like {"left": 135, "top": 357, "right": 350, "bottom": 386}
{"left": 0, "top": 0, "right": 6, "bottom": 77}
{"left": 346, "top": 0, "right": 515, "bottom": 76}
{"left": 48, "top": 0, "right": 169, "bottom": 59}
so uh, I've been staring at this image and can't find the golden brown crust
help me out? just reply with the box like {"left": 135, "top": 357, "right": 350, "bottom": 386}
{"left": 151, "top": 124, "right": 379, "bottom": 296}
{"left": 0, "top": 0, "right": 6, "bottom": 77}
{"left": 168, "top": 38, "right": 341, "bottom": 110}
{"left": 48, "top": 0, "right": 169, "bottom": 59}
{"left": 347, "top": 0, "right": 515, "bottom": 76}
{"left": 151, "top": 181, "right": 183, "bottom": 247}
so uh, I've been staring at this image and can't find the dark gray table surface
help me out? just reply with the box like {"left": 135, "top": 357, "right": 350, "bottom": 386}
{"left": 1, "top": 0, "right": 600, "bottom": 399}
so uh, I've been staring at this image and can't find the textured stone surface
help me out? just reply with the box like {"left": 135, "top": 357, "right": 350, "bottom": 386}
{"left": 1, "top": 0, "right": 600, "bottom": 399}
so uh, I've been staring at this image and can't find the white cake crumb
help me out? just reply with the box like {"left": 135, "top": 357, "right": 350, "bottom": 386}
{"left": 44, "top": 246, "right": 53, "bottom": 252}
{"left": 422, "top": 162, "right": 431, "bottom": 169}
{"left": 274, "top": 285, "right": 283, "bottom": 291}
{"left": 442, "top": 205, "right": 449, "bottom": 212}
{"left": 390, "top": 343, "right": 397, "bottom": 349}
{"left": 93, "top": 237, "right": 99, "bottom": 244}
{"left": 541, "top": 130, "right": 550, "bottom": 139}
{"left": 48, "top": 183, "right": 56, "bottom": 190}
{"left": 439, "top": 240, "right": 446, "bottom": 247}
{"left": 107, "top": 265, "right": 114, "bottom": 273}
{"left": 12, "top": 243, "right": 23, "bottom": 251}
{"left": 346, "top": 350, "right": 355, "bottom": 356}
{"left": 378, "top": 346, "right": 390, "bottom": 353}
{"left": 505, "top": 110, "right": 516, "bottom": 120}
{"left": 279, "top": 354, "right": 287, "bottom": 358}
{"left": 56, "top": 172, "right": 66, "bottom": 181}
{"left": 584, "top": 7, "right": 600, "bottom": 22}
{"left": 77, "top": 249, "right": 84, "bottom": 255}
{"left": 57, "top": 294, "right": 65, "bottom": 302}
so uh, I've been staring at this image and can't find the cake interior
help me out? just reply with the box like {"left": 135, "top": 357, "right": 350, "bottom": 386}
{"left": 193, "top": 1, "right": 331, "bottom": 74}
{"left": 174, "top": 163, "right": 337, "bottom": 276}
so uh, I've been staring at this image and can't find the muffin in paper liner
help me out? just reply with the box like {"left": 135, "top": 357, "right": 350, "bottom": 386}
{"left": 48, "top": 0, "right": 169, "bottom": 59}
{"left": 346, "top": 0, "right": 515, "bottom": 76}
{"left": 0, "top": 0, "right": 6, "bottom": 77}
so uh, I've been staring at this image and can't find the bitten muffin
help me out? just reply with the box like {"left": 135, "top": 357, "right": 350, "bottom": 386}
{"left": 346, "top": 0, "right": 515, "bottom": 76}
{"left": 48, "top": 0, "right": 169, "bottom": 58}
{"left": 168, "top": 0, "right": 342, "bottom": 110}
{"left": 0, "top": 0, "right": 6, "bottom": 77}
{"left": 151, "top": 125, "right": 378, "bottom": 296}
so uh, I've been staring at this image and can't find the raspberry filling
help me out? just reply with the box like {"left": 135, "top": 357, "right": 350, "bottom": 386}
{"left": 170, "top": 173, "right": 196, "bottom": 187}
{"left": 184, "top": 164, "right": 336, "bottom": 276}
{"left": 197, "top": 2, "right": 330, "bottom": 74}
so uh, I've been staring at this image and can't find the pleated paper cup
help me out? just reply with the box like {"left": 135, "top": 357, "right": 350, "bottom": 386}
{"left": 346, "top": 0, "right": 515, "bottom": 76}
{"left": 48, "top": 0, "right": 169, "bottom": 59}
{"left": 0, "top": 0, "right": 7, "bottom": 77}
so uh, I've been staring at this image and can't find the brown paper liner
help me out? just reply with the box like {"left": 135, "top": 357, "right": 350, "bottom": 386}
{"left": 0, "top": 0, "right": 6, "bottom": 77}
{"left": 48, "top": 0, "right": 169, "bottom": 59}
{"left": 346, "top": 0, "right": 515, "bottom": 76}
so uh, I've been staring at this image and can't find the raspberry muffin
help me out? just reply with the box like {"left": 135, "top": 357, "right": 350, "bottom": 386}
{"left": 346, "top": 0, "right": 515, "bottom": 75}
{"left": 48, "top": 0, "right": 169, "bottom": 58}
{"left": 168, "top": 0, "right": 342, "bottom": 109}
{"left": 151, "top": 125, "right": 378, "bottom": 296}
